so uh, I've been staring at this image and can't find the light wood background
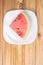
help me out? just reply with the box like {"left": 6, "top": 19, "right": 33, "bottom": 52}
{"left": 0, "top": 0, "right": 43, "bottom": 65}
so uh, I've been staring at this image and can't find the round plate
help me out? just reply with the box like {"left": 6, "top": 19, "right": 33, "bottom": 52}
{"left": 3, "top": 10, "right": 38, "bottom": 45}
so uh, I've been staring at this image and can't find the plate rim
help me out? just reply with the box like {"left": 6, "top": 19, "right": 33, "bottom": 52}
{"left": 3, "top": 10, "right": 38, "bottom": 45}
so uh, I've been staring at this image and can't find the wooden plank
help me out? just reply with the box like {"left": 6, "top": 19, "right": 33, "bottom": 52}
{"left": 25, "top": 45, "right": 30, "bottom": 65}
{"left": 24, "top": 0, "right": 35, "bottom": 11}
{"left": 4, "top": 0, "right": 12, "bottom": 13}
{"left": 0, "top": 0, "right": 1, "bottom": 42}
{"left": 0, "top": 0, "right": 7, "bottom": 46}
{"left": 25, "top": 43, "right": 36, "bottom": 65}
{"left": 0, "top": 0, "right": 4, "bottom": 43}
{"left": 10, "top": 45, "right": 16, "bottom": 65}
{"left": 14, "top": 0, "right": 25, "bottom": 65}
{"left": 36, "top": 0, "right": 43, "bottom": 65}
{"left": 0, "top": 1, "right": 4, "bottom": 65}
{"left": 15, "top": 46, "right": 23, "bottom": 65}
{"left": 0, "top": 43, "right": 2, "bottom": 65}
{"left": 40, "top": 39, "right": 43, "bottom": 65}
{"left": 40, "top": 0, "right": 43, "bottom": 34}
{"left": 2, "top": 44, "right": 10, "bottom": 65}
{"left": 24, "top": 0, "right": 36, "bottom": 65}
{"left": 29, "top": 0, "right": 35, "bottom": 12}
{"left": 24, "top": 0, "right": 29, "bottom": 9}
{"left": 36, "top": 36, "right": 40, "bottom": 65}
{"left": 2, "top": 0, "right": 16, "bottom": 65}
{"left": 2, "top": 0, "right": 24, "bottom": 65}
{"left": 39, "top": 0, "right": 43, "bottom": 65}
{"left": 2, "top": 44, "right": 16, "bottom": 65}
{"left": 36, "top": 0, "right": 41, "bottom": 35}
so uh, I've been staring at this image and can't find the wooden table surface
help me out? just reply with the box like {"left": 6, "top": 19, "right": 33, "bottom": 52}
{"left": 0, "top": 0, "right": 43, "bottom": 65}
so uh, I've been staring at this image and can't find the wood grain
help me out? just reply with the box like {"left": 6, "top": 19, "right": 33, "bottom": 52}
{"left": 24, "top": 0, "right": 36, "bottom": 65}
{"left": 0, "top": 0, "right": 43, "bottom": 65}
{"left": 0, "top": 44, "right": 2, "bottom": 65}
{"left": 39, "top": 0, "right": 43, "bottom": 65}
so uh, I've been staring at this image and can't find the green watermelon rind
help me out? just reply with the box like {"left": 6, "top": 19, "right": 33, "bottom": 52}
{"left": 23, "top": 11, "right": 31, "bottom": 29}
{"left": 23, "top": 11, "right": 31, "bottom": 28}
{"left": 22, "top": 12, "right": 31, "bottom": 40}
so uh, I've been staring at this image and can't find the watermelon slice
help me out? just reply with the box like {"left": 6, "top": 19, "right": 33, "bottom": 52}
{"left": 10, "top": 12, "right": 30, "bottom": 39}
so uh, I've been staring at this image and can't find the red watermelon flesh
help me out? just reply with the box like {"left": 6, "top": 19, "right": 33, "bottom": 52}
{"left": 10, "top": 13, "right": 29, "bottom": 38}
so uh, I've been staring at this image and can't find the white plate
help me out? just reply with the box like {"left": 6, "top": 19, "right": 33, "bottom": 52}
{"left": 3, "top": 10, "right": 38, "bottom": 45}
